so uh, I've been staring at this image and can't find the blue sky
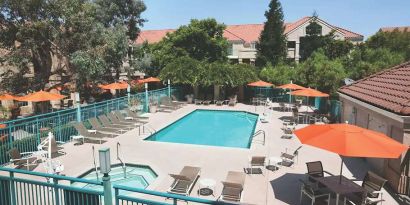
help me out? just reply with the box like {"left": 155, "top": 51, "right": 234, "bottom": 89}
{"left": 141, "top": 0, "right": 410, "bottom": 38}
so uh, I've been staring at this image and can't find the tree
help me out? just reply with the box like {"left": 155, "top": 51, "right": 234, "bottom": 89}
{"left": 152, "top": 18, "right": 228, "bottom": 69}
{"left": 296, "top": 50, "right": 346, "bottom": 94}
{"left": 366, "top": 30, "right": 410, "bottom": 60}
{"left": 0, "top": 0, "right": 146, "bottom": 91}
{"left": 255, "top": 0, "right": 287, "bottom": 67}
{"left": 259, "top": 63, "right": 296, "bottom": 85}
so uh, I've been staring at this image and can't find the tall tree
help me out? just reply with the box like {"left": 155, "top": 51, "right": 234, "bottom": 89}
{"left": 255, "top": 0, "right": 287, "bottom": 67}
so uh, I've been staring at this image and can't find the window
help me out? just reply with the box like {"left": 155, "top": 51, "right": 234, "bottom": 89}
{"left": 250, "top": 43, "right": 256, "bottom": 49}
{"left": 227, "top": 44, "right": 233, "bottom": 55}
{"left": 287, "top": 41, "right": 296, "bottom": 49}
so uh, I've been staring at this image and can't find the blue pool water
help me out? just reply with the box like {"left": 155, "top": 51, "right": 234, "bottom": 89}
{"left": 72, "top": 164, "right": 157, "bottom": 195}
{"left": 145, "top": 109, "right": 258, "bottom": 148}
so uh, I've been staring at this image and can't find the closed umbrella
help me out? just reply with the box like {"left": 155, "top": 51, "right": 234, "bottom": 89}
{"left": 294, "top": 123, "right": 409, "bottom": 183}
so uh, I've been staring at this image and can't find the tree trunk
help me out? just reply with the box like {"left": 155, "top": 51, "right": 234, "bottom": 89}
{"left": 193, "top": 85, "right": 199, "bottom": 98}
{"left": 214, "top": 85, "right": 220, "bottom": 100}
{"left": 31, "top": 44, "right": 52, "bottom": 90}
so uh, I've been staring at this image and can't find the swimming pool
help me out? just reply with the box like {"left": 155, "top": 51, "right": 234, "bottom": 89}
{"left": 72, "top": 164, "right": 157, "bottom": 195}
{"left": 145, "top": 109, "right": 258, "bottom": 148}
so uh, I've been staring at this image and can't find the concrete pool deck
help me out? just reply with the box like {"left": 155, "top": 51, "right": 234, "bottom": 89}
{"left": 11, "top": 103, "right": 401, "bottom": 204}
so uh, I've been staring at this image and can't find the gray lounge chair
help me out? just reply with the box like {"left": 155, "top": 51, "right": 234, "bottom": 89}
{"left": 159, "top": 96, "right": 180, "bottom": 110}
{"left": 228, "top": 95, "right": 237, "bottom": 106}
{"left": 88, "top": 117, "right": 123, "bottom": 135}
{"left": 125, "top": 108, "right": 149, "bottom": 120}
{"left": 98, "top": 115, "right": 134, "bottom": 130}
{"left": 220, "top": 171, "right": 246, "bottom": 202}
{"left": 72, "top": 122, "right": 107, "bottom": 144}
{"left": 8, "top": 148, "right": 38, "bottom": 170}
{"left": 216, "top": 100, "right": 224, "bottom": 106}
{"left": 107, "top": 112, "right": 138, "bottom": 127}
{"left": 38, "top": 134, "right": 66, "bottom": 157}
{"left": 194, "top": 99, "right": 203, "bottom": 105}
{"left": 114, "top": 110, "right": 146, "bottom": 125}
{"left": 171, "top": 95, "right": 187, "bottom": 106}
{"left": 168, "top": 166, "right": 201, "bottom": 196}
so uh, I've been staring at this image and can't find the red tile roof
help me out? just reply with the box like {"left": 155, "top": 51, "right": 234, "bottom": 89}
{"left": 135, "top": 17, "right": 363, "bottom": 44}
{"left": 339, "top": 61, "right": 410, "bottom": 115}
{"left": 379, "top": 26, "right": 410, "bottom": 32}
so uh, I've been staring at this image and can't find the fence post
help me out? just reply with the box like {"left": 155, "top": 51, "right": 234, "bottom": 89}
{"left": 168, "top": 80, "right": 171, "bottom": 97}
{"left": 144, "top": 83, "right": 149, "bottom": 112}
{"left": 127, "top": 85, "right": 131, "bottom": 106}
{"left": 53, "top": 179, "right": 60, "bottom": 205}
{"left": 36, "top": 117, "right": 40, "bottom": 145}
{"left": 9, "top": 172, "right": 16, "bottom": 205}
{"left": 57, "top": 112, "right": 62, "bottom": 140}
{"left": 75, "top": 92, "right": 81, "bottom": 122}
{"left": 114, "top": 187, "right": 119, "bottom": 205}
{"left": 99, "top": 148, "right": 112, "bottom": 205}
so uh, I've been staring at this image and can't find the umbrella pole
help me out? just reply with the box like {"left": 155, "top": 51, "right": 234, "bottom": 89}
{"left": 339, "top": 158, "right": 344, "bottom": 184}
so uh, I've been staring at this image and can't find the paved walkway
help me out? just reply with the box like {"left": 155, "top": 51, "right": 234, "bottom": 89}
{"left": 17, "top": 103, "right": 399, "bottom": 204}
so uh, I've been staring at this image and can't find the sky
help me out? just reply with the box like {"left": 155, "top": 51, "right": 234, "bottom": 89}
{"left": 141, "top": 0, "right": 410, "bottom": 38}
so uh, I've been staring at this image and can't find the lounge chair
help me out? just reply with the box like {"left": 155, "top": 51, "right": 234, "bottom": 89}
{"left": 345, "top": 171, "right": 387, "bottom": 205}
{"left": 98, "top": 115, "right": 134, "bottom": 130}
{"left": 216, "top": 100, "right": 224, "bottom": 106}
{"left": 124, "top": 108, "right": 149, "bottom": 120}
{"left": 88, "top": 117, "right": 123, "bottom": 135}
{"left": 219, "top": 171, "right": 246, "bottom": 202}
{"left": 107, "top": 112, "right": 138, "bottom": 127}
{"left": 281, "top": 127, "right": 293, "bottom": 139}
{"left": 299, "top": 179, "right": 331, "bottom": 205}
{"left": 72, "top": 122, "right": 107, "bottom": 144}
{"left": 194, "top": 99, "right": 203, "bottom": 105}
{"left": 159, "top": 96, "right": 180, "bottom": 110}
{"left": 171, "top": 95, "right": 187, "bottom": 106}
{"left": 114, "top": 110, "right": 146, "bottom": 125}
{"left": 247, "top": 156, "right": 266, "bottom": 174}
{"left": 281, "top": 146, "right": 302, "bottom": 167}
{"left": 37, "top": 133, "right": 66, "bottom": 157}
{"left": 8, "top": 148, "right": 38, "bottom": 170}
{"left": 168, "top": 166, "right": 201, "bottom": 196}
{"left": 228, "top": 95, "right": 237, "bottom": 106}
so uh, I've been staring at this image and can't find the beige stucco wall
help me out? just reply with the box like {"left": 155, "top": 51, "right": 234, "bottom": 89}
{"left": 340, "top": 94, "right": 409, "bottom": 192}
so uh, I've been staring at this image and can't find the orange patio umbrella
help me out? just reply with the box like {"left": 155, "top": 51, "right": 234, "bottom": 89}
{"left": 17, "top": 90, "right": 66, "bottom": 102}
{"left": 291, "top": 87, "right": 329, "bottom": 97}
{"left": 141, "top": 77, "right": 161, "bottom": 83}
{"left": 294, "top": 123, "right": 409, "bottom": 183}
{"left": 278, "top": 83, "right": 306, "bottom": 90}
{"left": 99, "top": 82, "right": 129, "bottom": 90}
{"left": 247, "top": 80, "right": 273, "bottom": 87}
{"left": 0, "top": 94, "right": 18, "bottom": 100}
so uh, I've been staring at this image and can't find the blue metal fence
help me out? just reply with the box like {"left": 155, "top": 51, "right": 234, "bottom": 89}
{"left": 0, "top": 166, "right": 103, "bottom": 205}
{"left": 0, "top": 87, "right": 178, "bottom": 165}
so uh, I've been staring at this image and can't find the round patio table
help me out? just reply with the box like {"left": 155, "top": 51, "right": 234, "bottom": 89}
{"left": 198, "top": 178, "right": 216, "bottom": 196}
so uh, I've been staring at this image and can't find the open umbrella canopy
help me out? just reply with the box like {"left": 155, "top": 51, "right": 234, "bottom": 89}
{"left": 17, "top": 91, "right": 66, "bottom": 102}
{"left": 291, "top": 88, "right": 329, "bottom": 97}
{"left": 100, "top": 82, "right": 129, "bottom": 90}
{"left": 139, "top": 77, "right": 161, "bottom": 84}
{"left": 247, "top": 80, "right": 274, "bottom": 87}
{"left": 294, "top": 123, "right": 409, "bottom": 158}
{"left": 277, "top": 83, "right": 306, "bottom": 90}
{"left": 0, "top": 94, "right": 18, "bottom": 100}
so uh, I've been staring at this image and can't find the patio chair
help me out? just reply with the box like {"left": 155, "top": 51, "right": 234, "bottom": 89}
{"left": 279, "top": 102, "right": 286, "bottom": 111}
{"left": 72, "top": 122, "right": 107, "bottom": 144}
{"left": 98, "top": 115, "right": 134, "bottom": 130}
{"left": 281, "top": 146, "right": 302, "bottom": 167}
{"left": 114, "top": 110, "right": 146, "bottom": 125}
{"left": 167, "top": 166, "right": 201, "bottom": 196}
{"left": 219, "top": 171, "right": 246, "bottom": 202}
{"left": 8, "top": 148, "right": 38, "bottom": 170}
{"left": 344, "top": 171, "right": 387, "bottom": 205}
{"left": 216, "top": 100, "right": 224, "bottom": 106}
{"left": 281, "top": 127, "right": 293, "bottom": 139}
{"left": 88, "top": 117, "right": 122, "bottom": 136}
{"left": 305, "top": 161, "right": 334, "bottom": 183}
{"left": 299, "top": 179, "right": 331, "bottom": 205}
{"left": 247, "top": 156, "right": 266, "bottom": 174}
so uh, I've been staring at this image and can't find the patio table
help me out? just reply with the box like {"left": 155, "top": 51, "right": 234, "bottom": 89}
{"left": 315, "top": 175, "right": 366, "bottom": 205}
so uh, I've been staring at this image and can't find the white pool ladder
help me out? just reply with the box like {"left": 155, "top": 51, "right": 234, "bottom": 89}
{"left": 143, "top": 124, "right": 157, "bottom": 135}
{"left": 92, "top": 146, "right": 99, "bottom": 181}
{"left": 251, "top": 130, "right": 266, "bottom": 145}
{"left": 117, "top": 142, "right": 127, "bottom": 178}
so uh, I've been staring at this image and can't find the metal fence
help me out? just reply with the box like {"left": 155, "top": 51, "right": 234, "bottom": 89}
{"left": 0, "top": 87, "right": 177, "bottom": 165}
{"left": 0, "top": 166, "right": 103, "bottom": 205}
